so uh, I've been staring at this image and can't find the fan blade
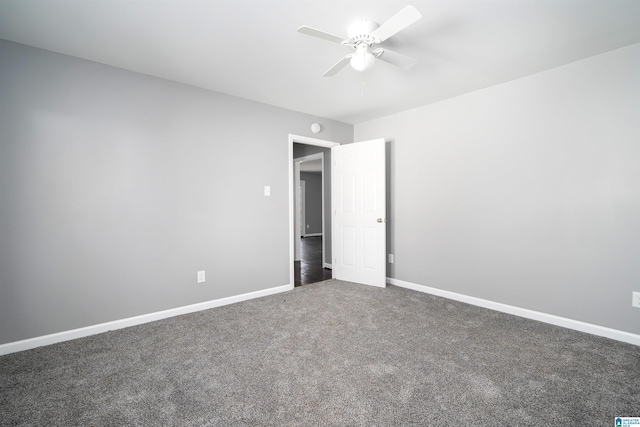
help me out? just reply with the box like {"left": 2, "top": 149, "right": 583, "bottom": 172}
{"left": 371, "top": 5, "right": 422, "bottom": 43}
{"left": 323, "top": 55, "right": 352, "bottom": 77}
{"left": 297, "top": 26, "right": 347, "bottom": 44}
{"left": 376, "top": 48, "right": 418, "bottom": 70}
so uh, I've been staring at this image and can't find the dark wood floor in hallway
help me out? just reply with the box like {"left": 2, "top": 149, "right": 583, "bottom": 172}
{"left": 294, "top": 236, "right": 332, "bottom": 286}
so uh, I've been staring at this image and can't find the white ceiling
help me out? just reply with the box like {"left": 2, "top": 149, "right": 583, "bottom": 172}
{"left": 1, "top": 0, "right": 639, "bottom": 124}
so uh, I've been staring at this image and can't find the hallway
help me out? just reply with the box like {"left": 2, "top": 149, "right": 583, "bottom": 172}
{"left": 294, "top": 236, "right": 332, "bottom": 286}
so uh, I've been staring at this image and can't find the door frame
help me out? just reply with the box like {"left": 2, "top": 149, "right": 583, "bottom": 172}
{"left": 294, "top": 152, "right": 323, "bottom": 260}
{"left": 289, "top": 134, "right": 340, "bottom": 287}
{"left": 300, "top": 180, "right": 306, "bottom": 237}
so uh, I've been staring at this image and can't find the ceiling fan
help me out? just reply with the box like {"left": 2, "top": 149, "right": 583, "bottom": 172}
{"left": 297, "top": 5, "right": 423, "bottom": 77}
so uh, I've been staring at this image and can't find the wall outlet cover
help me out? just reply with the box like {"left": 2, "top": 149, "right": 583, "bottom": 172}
{"left": 633, "top": 291, "right": 640, "bottom": 308}
{"left": 197, "top": 271, "right": 206, "bottom": 283}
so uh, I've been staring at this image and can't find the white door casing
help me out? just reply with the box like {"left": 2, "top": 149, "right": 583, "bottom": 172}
{"left": 293, "top": 161, "right": 301, "bottom": 261}
{"left": 300, "top": 180, "right": 306, "bottom": 237}
{"left": 289, "top": 135, "right": 339, "bottom": 288}
{"left": 293, "top": 152, "right": 325, "bottom": 262}
{"left": 332, "top": 139, "right": 386, "bottom": 288}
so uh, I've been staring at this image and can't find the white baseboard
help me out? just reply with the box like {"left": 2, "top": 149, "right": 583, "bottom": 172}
{"left": 323, "top": 262, "right": 332, "bottom": 270}
{"left": 0, "top": 284, "right": 293, "bottom": 356}
{"left": 303, "top": 233, "right": 322, "bottom": 238}
{"left": 387, "top": 278, "right": 640, "bottom": 347}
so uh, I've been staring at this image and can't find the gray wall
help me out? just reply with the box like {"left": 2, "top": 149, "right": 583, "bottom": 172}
{"left": 0, "top": 39, "right": 353, "bottom": 345}
{"left": 355, "top": 43, "right": 640, "bottom": 335}
{"left": 293, "top": 143, "right": 333, "bottom": 263}
{"left": 300, "top": 172, "right": 322, "bottom": 235}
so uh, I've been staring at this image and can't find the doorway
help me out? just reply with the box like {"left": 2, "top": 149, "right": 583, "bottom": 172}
{"left": 294, "top": 153, "right": 328, "bottom": 286}
{"left": 288, "top": 135, "right": 388, "bottom": 289}
{"left": 294, "top": 153, "right": 323, "bottom": 260}
{"left": 289, "top": 135, "right": 340, "bottom": 287}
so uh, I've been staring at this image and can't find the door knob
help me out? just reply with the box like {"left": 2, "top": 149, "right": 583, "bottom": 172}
{"left": 377, "top": 218, "right": 384, "bottom": 223}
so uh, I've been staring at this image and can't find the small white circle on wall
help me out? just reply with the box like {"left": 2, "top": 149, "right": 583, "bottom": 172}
{"left": 311, "top": 123, "right": 322, "bottom": 134}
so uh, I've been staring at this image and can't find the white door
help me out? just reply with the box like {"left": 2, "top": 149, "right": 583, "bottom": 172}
{"left": 332, "top": 139, "right": 386, "bottom": 287}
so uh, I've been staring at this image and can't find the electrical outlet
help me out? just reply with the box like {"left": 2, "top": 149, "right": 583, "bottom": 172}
{"left": 633, "top": 292, "right": 640, "bottom": 308}
{"left": 388, "top": 254, "right": 394, "bottom": 264}
{"left": 197, "top": 270, "right": 206, "bottom": 284}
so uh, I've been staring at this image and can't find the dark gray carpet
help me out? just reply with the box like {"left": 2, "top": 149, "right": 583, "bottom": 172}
{"left": 1, "top": 280, "right": 639, "bottom": 426}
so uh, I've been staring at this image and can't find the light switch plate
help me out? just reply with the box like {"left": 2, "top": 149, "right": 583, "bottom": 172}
{"left": 264, "top": 186, "right": 271, "bottom": 196}
{"left": 197, "top": 270, "right": 205, "bottom": 283}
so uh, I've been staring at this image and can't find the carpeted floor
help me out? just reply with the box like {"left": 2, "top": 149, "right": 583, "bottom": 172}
{"left": 1, "top": 280, "right": 639, "bottom": 426}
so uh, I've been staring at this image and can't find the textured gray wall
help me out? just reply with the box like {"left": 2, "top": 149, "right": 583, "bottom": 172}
{"left": 0, "top": 40, "right": 353, "bottom": 345}
{"left": 355, "top": 43, "right": 640, "bottom": 335}
{"left": 300, "top": 172, "right": 322, "bottom": 235}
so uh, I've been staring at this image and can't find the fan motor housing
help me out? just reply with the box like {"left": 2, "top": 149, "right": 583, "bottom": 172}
{"left": 347, "top": 20, "right": 379, "bottom": 44}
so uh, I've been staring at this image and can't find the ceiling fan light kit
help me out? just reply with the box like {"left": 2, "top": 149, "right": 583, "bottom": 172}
{"left": 297, "top": 5, "right": 422, "bottom": 77}
{"left": 351, "top": 43, "right": 376, "bottom": 72}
